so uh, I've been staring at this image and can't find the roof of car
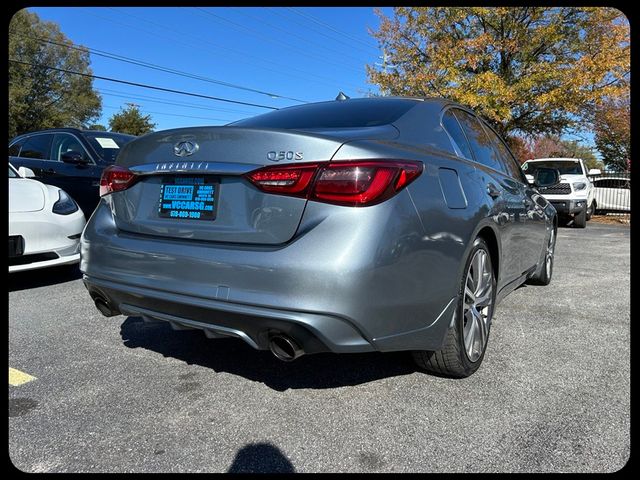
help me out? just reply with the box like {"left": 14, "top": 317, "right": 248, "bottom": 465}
{"left": 10, "top": 128, "right": 136, "bottom": 142}
{"left": 526, "top": 158, "right": 583, "bottom": 162}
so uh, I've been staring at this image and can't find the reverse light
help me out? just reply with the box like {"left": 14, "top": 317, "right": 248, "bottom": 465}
{"left": 99, "top": 165, "right": 138, "bottom": 196}
{"left": 245, "top": 160, "right": 423, "bottom": 207}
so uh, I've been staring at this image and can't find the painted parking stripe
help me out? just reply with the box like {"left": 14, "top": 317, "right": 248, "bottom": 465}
{"left": 9, "top": 368, "right": 36, "bottom": 386}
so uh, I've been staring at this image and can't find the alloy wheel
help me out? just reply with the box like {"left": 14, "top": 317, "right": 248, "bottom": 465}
{"left": 462, "top": 249, "right": 493, "bottom": 362}
{"left": 545, "top": 228, "right": 555, "bottom": 278}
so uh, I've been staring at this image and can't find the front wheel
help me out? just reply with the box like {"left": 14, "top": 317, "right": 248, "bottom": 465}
{"left": 586, "top": 201, "right": 595, "bottom": 221}
{"left": 574, "top": 206, "right": 587, "bottom": 228}
{"left": 413, "top": 237, "right": 496, "bottom": 378}
{"left": 527, "top": 226, "right": 556, "bottom": 286}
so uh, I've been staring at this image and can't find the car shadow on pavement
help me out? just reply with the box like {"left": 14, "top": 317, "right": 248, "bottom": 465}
{"left": 9, "top": 264, "right": 82, "bottom": 292}
{"left": 119, "top": 316, "right": 419, "bottom": 391}
{"left": 227, "top": 443, "right": 296, "bottom": 473}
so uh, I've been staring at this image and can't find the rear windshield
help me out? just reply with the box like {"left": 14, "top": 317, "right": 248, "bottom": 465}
{"left": 84, "top": 132, "right": 136, "bottom": 164}
{"left": 231, "top": 99, "right": 417, "bottom": 129}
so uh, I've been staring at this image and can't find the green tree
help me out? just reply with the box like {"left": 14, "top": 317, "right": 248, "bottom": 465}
{"left": 88, "top": 123, "right": 107, "bottom": 131}
{"left": 367, "top": 7, "right": 629, "bottom": 138}
{"left": 8, "top": 9, "right": 102, "bottom": 139}
{"left": 108, "top": 104, "right": 156, "bottom": 136}
{"left": 594, "top": 93, "right": 630, "bottom": 172}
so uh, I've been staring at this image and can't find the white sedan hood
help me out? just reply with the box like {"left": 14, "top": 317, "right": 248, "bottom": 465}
{"left": 9, "top": 178, "right": 47, "bottom": 213}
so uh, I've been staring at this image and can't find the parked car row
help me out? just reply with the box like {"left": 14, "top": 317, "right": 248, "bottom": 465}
{"left": 9, "top": 128, "right": 136, "bottom": 217}
{"left": 14, "top": 97, "right": 628, "bottom": 378}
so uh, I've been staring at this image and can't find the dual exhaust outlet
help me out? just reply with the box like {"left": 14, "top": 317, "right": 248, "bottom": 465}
{"left": 92, "top": 296, "right": 304, "bottom": 362}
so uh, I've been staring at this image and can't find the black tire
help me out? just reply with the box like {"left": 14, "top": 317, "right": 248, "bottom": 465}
{"left": 412, "top": 237, "right": 496, "bottom": 378}
{"left": 574, "top": 206, "right": 587, "bottom": 228}
{"left": 586, "top": 201, "right": 594, "bottom": 221}
{"left": 527, "top": 225, "right": 556, "bottom": 286}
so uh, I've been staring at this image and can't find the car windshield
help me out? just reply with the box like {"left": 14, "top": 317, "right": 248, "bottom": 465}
{"left": 84, "top": 132, "right": 135, "bottom": 164}
{"left": 8, "top": 165, "right": 18, "bottom": 178}
{"left": 523, "top": 160, "right": 582, "bottom": 175}
{"left": 230, "top": 98, "right": 417, "bottom": 129}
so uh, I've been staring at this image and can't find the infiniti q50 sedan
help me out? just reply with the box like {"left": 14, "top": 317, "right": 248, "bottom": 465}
{"left": 80, "top": 97, "right": 559, "bottom": 377}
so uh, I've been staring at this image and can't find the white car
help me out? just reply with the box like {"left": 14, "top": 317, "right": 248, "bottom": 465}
{"left": 592, "top": 176, "right": 631, "bottom": 213}
{"left": 522, "top": 158, "right": 600, "bottom": 228}
{"left": 9, "top": 163, "right": 86, "bottom": 272}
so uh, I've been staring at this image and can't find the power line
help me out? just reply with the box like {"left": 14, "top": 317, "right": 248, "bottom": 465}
{"left": 102, "top": 104, "right": 229, "bottom": 122}
{"left": 267, "top": 7, "right": 377, "bottom": 57}
{"left": 194, "top": 7, "right": 365, "bottom": 76}
{"left": 9, "top": 59, "right": 279, "bottom": 110}
{"left": 231, "top": 7, "right": 367, "bottom": 66}
{"left": 286, "top": 8, "right": 380, "bottom": 52}
{"left": 9, "top": 32, "right": 308, "bottom": 104}
{"left": 96, "top": 87, "right": 258, "bottom": 115}
{"left": 91, "top": 7, "right": 359, "bottom": 92}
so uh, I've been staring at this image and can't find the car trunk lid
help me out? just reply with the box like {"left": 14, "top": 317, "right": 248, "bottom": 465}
{"left": 109, "top": 126, "right": 355, "bottom": 245}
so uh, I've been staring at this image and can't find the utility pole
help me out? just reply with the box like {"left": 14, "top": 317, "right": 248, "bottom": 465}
{"left": 374, "top": 48, "right": 396, "bottom": 96}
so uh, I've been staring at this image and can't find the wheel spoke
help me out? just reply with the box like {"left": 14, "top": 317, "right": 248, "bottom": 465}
{"left": 472, "top": 251, "right": 483, "bottom": 291}
{"left": 463, "top": 310, "right": 476, "bottom": 357}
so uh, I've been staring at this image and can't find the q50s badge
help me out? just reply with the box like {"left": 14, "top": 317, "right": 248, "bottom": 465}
{"left": 267, "top": 151, "right": 304, "bottom": 162}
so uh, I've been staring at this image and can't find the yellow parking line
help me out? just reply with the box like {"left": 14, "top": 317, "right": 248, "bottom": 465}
{"left": 9, "top": 368, "right": 36, "bottom": 386}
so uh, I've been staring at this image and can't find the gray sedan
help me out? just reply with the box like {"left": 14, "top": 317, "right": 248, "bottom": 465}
{"left": 80, "top": 97, "right": 558, "bottom": 377}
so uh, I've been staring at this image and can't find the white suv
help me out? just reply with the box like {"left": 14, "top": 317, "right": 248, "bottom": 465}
{"left": 521, "top": 158, "right": 600, "bottom": 228}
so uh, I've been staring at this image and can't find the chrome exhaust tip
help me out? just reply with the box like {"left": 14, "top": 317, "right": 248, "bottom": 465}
{"left": 269, "top": 335, "right": 304, "bottom": 362}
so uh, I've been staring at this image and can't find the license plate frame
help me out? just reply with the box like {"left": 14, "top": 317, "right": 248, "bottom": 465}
{"left": 158, "top": 176, "right": 219, "bottom": 221}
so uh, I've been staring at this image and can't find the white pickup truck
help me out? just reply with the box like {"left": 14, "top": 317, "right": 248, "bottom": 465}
{"left": 521, "top": 158, "right": 600, "bottom": 228}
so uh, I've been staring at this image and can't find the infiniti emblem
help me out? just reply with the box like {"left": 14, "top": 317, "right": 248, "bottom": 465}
{"left": 173, "top": 141, "right": 199, "bottom": 157}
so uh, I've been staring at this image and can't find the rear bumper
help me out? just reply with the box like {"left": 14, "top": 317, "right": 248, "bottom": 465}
{"left": 84, "top": 275, "right": 375, "bottom": 354}
{"left": 81, "top": 198, "right": 462, "bottom": 354}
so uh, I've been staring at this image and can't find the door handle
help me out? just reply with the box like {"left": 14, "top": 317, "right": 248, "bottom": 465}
{"left": 45, "top": 168, "right": 55, "bottom": 173}
{"left": 486, "top": 184, "right": 501, "bottom": 199}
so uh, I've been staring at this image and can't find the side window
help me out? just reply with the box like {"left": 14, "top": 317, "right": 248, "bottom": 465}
{"left": 442, "top": 110, "right": 474, "bottom": 160}
{"left": 486, "top": 128, "right": 528, "bottom": 183}
{"left": 18, "top": 134, "right": 53, "bottom": 160}
{"left": 9, "top": 140, "right": 23, "bottom": 157}
{"left": 452, "top": 109, "right": 503, "bottom": 172}
{"left": 51, "top": 133, "right": 90, "bottom": 162}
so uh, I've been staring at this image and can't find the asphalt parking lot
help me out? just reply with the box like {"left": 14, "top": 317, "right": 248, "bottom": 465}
{"left": 9, "top": 222, "right": 630, "bottom": 473}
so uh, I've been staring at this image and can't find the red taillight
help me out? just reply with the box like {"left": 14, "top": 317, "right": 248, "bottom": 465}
{"left": 99, "top": 165, "right": 138, "bottom": 197}
{"left": 245, "top": 160, "right": 423, "bottom": 207}
{"left": 245, "top": 163, "right": 318, "bottom": 197}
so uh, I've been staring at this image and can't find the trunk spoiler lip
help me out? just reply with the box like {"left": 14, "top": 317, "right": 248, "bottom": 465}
{"left": 129, "top": 161, "right": 263, "bottom": 176}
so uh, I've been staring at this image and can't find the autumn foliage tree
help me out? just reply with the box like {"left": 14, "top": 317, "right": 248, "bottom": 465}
{"left": 367, "top": 7, "right": 630, "bottom": 140}
{"left": 593, "top": 93, "right": 630, "bottom": 172}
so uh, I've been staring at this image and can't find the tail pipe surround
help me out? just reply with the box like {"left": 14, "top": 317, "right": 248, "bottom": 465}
{"left": 92, "top": 295, "right": 120, "bottom": 317}
{"left": 269, "top": 334, "right": 305, "bottom": 362}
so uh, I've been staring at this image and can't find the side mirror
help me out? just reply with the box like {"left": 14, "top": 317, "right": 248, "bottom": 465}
{"left": 588, "top": 168, "right": 602, "bottom": 176}
{"left": 534, "top": 167, "right": 560, "bottom": 188}
{"left": 18, "top": 166, "right": 36, "bottom": 178}
{"left": 525, "top": 174, "right": 535, "bottom": 185}
{"left": 61, "top": 151, "right": 89, "bottom": 165}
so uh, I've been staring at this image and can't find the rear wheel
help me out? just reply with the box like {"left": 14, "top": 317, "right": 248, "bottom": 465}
{"left": 574, "top": 206, "right": 587, "bottom": 228}
{"left": 413, "top": 237, "right": 496, "bottom": 378}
